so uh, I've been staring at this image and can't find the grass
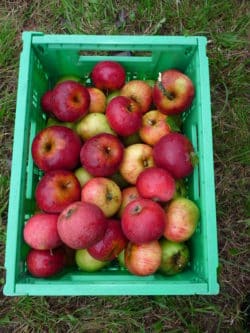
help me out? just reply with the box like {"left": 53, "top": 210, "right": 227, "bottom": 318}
{"left": 0, "top": 0, "right": 249, "bottom": 331}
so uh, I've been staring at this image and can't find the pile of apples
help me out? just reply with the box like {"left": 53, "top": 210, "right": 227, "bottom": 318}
{"left": 24, "top": 60, "right": 200, "bottom": 278}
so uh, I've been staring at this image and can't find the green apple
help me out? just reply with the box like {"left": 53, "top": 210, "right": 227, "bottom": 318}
{"left": 75, "top": 249, "right": 109, "bottom": 272}
{"left": 106, "top": 90, "right": 120, "bottom": 104}
{"left": 144, "top": 79, "right": 156, "bottom": 88}
{"left": 76, "top": 112, "right": 116, "bottom": 141}
{"left": 118, "top": 249, "right": 126, "bottom": 268}
{"left": 74, "top": 167, "right": 93, "bottom": 187}
{"left": 46, "top": 117, "right": 76, "bottom": 130}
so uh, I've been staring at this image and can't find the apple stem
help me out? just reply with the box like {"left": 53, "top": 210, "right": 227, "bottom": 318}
{"left": 157, "top": 72, "right": 175, "bottom": 101}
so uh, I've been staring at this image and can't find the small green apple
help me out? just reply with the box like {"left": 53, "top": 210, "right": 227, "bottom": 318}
{"left": 75, "top": 249, "right": 109, "bottom": 272}
{"left": 106, "top": 90, "right": 120, "bottom": 104}
{"left": 144, "top": 79, "right": 156, "bottom": 88}
{"left": 74, "top": 167, "right": 93, "bottom": 187}
{"left": 46, "top": 117, "right": 76, "bottom": 130}
{"left": 118, "top": 249, "right": 126, "bottom": 268}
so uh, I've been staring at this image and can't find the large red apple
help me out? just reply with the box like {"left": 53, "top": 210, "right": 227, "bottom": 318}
{"left": 23, "top": 213, "right": 62, "bottom": 250}
{"left": 57, "top": 201, "right": 107, "bottom": 249}
{"left": 91, "top": 61, "right": 126, "bottom": 91}
{"left": 80, "top": 133, "right": 124, "bottom": 177}
{"left": 35, "top": 170, "right": 81, "bottom": 213}
{"left": 87, "top": 219, "right": 128, "bottom": 261}
{"left": 136, "top": 167, "right": 175, "bottom": 202}
{"left": 121, "top": 198, "right": 165, "bottom": 243}
{"left": 153, "top": 132, "right": 197, "bottom": 179}
{"left": 119, "top": 143, "right": 154, "bottom": 184}
{"left": 81, "top": 177, "right": 122, "bottom": 217}
{"left": 120, "top": 80, "right": 152, "bottom": 114}
{"left": 153, "top": 69, "right": 195, "bottom": 115}
{"left": 31, "top": 125, "right": 81, "bottom": 172}
{"left": 106, "top": 96, "right": 142, "bottom": 136}
{"left": 26, "top": 247, "right": 66, "bottom": 278}
{"left": 125, "top": 241, "right": 162, "bottom": 276}
{"left": 52, "top": 80, "right": 90, "bottom": 122}
{"left": 164, "top": 197, "right": 200, "bottom": 242}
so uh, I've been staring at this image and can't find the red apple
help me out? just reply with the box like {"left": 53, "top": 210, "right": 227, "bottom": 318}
{"left": 119, "top": 143, "right": 154, "bottom": 184}
{"left": 57, "top": 201, "right": 107, "bottom": 249}
{"left": 81, "top": 177, "right": 122, "bottom": 217}
{"left": 87, "top": 87, "right": 107, "bottom": 113}
{"left": 118, "top": 186, "right": 141, "bottom": 218}
{"left": 23, "top": 213, "right": 62, "bottom": 250}
{"left": 121, "top": 198, "right": 165, "bottom": 243}
{"left": 136, "top": 167, "right": 175, "bottom": 202}
{"left": 106, "top": 96, "right": 142, "bottom": 136}
{"left": 120, "top": 80, "right": 152, "bottom": 114}
{"left": 125, "top": 241, "right": 162, "bottom": 276}
{"left": 51, "top": 80, "right": 90, "bottom": 122}
{"left": 159, "top": 239, "right": 190, "bottom": 275}
{"left": 31, "top": 125, "right": 81, "bottom": 172}
{"left": 164, "top": 197, "right": 200, "bottom": 242}
{"left": 153, "top": 69, "right": 195, "bottom": 115}
{"left": 153, "top": 132, "right": 197, "bottom": 179}
{"left": 87, "top": 219, "right": 128, "bottom": 261}
{"left": 91, "top": 61, "right": 126, "bottom": 91}
{"left": 75, "top": 249, "right": 109, "bottom": 272}
{"left": 26, "top": 247, "right": 66, "bottom": 278}
{"left": 41, "top": 90, "right": 54, "bottom": 115}
{"left": 35, "top": 170, "right": 81, "bottom": 213}
{"left": 80, "top": 133, "right": 124, "bottom": 177}
{"left": 139, "top": 110, "right": 172, "bottom": 146}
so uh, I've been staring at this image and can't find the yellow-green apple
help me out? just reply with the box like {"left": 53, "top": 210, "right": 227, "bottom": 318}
{"left": 120, "top": 80, "right": 152, "bottom": 114}
{"left": 46, "top": 117, "right": 76, "bottom": 130}
{"left": 121, "top": 198, "right": 165, "bottom": 243}
{"left": 76, "top": 113, "right": 116, "bottom": 141}
{"left": 87, "top": 219, "right": 128, "bottom": 261}
{"left": 118, "top": 249, "right": 126, "bottom": 268}
{"left": 153, "top": 132, "right": 197, "bottom": 179}
{"left": 119, "top": 143, "right": 154, "bottom": 184}
{"left": 87, "top": 87, "right": 107, "bottom": 113}
{"left": 144, "top": 79, "right": 155, "bottom": 88}
{"left": 106, "top": 90, "right": 120, "bottom": 104}
{"left": 153, "top": 69, "right": 194, "bottom": 115}
{"left": 81, "top": 177, "right": 122, "bottom": 218}
{"left": 118, "top": 186, "right": 141, "bottom": 218}
{"left": 51, "top": 81, "right": 90, "bottom": 122}
{"left": 41, "top": 90, "right": 53, "bottom": 115}
{"left": 74, "top": 166, "right": 93, "bottom": 187}
{"left": 57, "top": 201, "right": 107, "bottom": 249}
{"left": 75, "top": 249, "right": 109, "bottom": 272}
{"left": 26, "top": 247, "right": 66, "bottom": 278}
{"left": 91, "top": 61, "right": 126, "bottom": 91}
{"left": 139, "top": 110, "right": 172, "bottom": 146}
{"left": 35, "top": 170, "right": 81, "bottom": 213}
{"left": 136, "top": 167, "right": 175, "bottom": 202}
{"left": 106, "top": 96, "right": 142, "bottom": 136}
{"left": 23, "top": 213, "right": 62, "bottom": 250}
{"left": 80, "top": 133, "right": 124, "bottom": 177}
{"left": 163, "top": 197, "right": 200, "bottom": 242}
{"left": 31, "top": 125, "right": 81, "bottom": 172}
{"left": 125, "top": 241, "right": 162, "bottom": 276}
{"left": 159, "top": 239, "right": 190, "bottom": 275}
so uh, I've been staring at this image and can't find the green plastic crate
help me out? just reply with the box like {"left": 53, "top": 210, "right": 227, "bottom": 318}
{"left": 4, "top": 32, "right": 219, "bottom": 296}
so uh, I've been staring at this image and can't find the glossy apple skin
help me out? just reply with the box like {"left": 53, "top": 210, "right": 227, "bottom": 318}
{"left": 26, "top": 247, "right": 66, "bottom": 278}
{"left": 75, "top": 249, "right": 109, "bottom": 272}
{"left": 106, "top": 96, "right": 142, "bottom": 136}
{"left": 32, "top": 125, "right": 81, "bottom": 172}
{"left": 88, "top": 219, "right": 128, "bottom": 261}
{"left": 35, "top": 170, "right": 81, "bottom": 213}
{"left": 121, "top": 198, "right": 165, "bottom": 243}
{"left": 57, "top": 201, "right": 107, "bottom": 249}
{"left": 41, "top": 90, "right": 54, "bottom": 115}
{"left": 76, "top": 113, "right": 116, "bottom": 141}
{"left": 136, "top": 167, "right": 175, "bottom": 202}
{"left": 120, "top": 80, "right": 152, "bottom": 114}
{"left": 159, "top": 239, "right": 190, "bottom": 275}
{"left": 118, "top": 186, "right": 141, "bottom": 218}
{"left": 87, "top": 87, "right": 107, "bottom": 113}
{"left": 119, "top": 143, "right": 154, "bottom": 184}
{"left": 125, "top": 241, "right": 162, "bottom": 276}
{"left": 80, "top": 133, "right": 124, "bottom": 177}
{"left": 153, "top": 132, "right": 195, "bottom": 179}
{"left": 81, "top": 177, "right": 122, "bottom": 218}
{"left": 153, "top": 69, "right": 195, "bottom": 115}
{"left": 164, "top": 197, "right": 200, "bottom": 242}
{"left": 139, "top": 110, "right": 171, "bottom": 146}
{"left": 23, "top": 213, "right": 62, "bottom": 250}
{"left": 91, "top": 61, "right": 126, "bottom": 91}
{"left": 52, "top": 81, "right": 90, "bottom": 122}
